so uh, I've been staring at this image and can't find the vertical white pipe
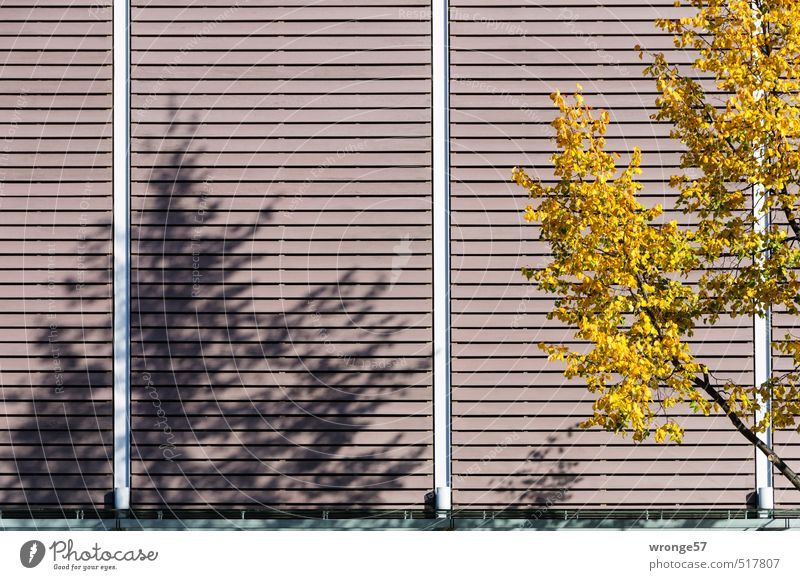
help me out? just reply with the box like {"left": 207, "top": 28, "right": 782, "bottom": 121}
{"left": 113, "top": 0, "right": 131, "bottom": 511}
{"left": 753, "top": 182, "right": 774, "bottom": 511}
{"left": 432, "top": 0, "right": 452, "bottom": 514}
{"left": 751, "top": 1, "right": 773, "bottom": 513}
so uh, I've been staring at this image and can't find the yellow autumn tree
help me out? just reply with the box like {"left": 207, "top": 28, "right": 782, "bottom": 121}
{"left": 513, "top": 0, "right": 800, "bottom": 492}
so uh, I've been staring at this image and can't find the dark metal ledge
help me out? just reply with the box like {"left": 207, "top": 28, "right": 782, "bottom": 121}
{"left": 2, "top": 508, "right": 800, "bottom": 531}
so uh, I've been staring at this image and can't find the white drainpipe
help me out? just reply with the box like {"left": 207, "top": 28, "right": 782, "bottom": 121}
{"left": 432, "top": 0, "right": 452, "bottom": 516}
{"left": 113, "top": 0, "right": 131, "bottom": 512}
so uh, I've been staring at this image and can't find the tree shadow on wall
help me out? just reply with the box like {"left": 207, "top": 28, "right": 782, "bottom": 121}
{"left": 0, "top": 107, "right": 113, "bottom": 513}
{"left": 126, "top": 108, "right": 433, "bottom": 516}
{"left": 468, "top": 429, "right": 582, "bottom": 520}
{"left": 515, "top": 430, "right": 581, "bottom": 508}
{"left": 9, "top": 107, "right": 435, "bottom": 519}
{"left": 0, "top": 276, "right": 112, "bottom": 514}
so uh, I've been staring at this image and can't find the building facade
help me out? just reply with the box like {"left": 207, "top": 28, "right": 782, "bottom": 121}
{"left": 0, "top": 0, "right": 796, "bottom": 517}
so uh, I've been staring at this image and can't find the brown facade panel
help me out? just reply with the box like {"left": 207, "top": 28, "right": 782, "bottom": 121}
{"left": 773, "top": 307, "right": 800, "bottom": 507}
{"left": 449, "top": 0, "right": 757, "bottom": 509}
{"left": 0, "top": 1, "right": 113, "bottom": 508}
{"left": 129, "top": 1, "right": 434, "bottom": 510}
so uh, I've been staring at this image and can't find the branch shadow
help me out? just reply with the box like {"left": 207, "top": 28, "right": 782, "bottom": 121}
{"left": 127, "top": 108, "right": 433, "bottom": 515}
{"left": 4, "top": 106, "right": 435, "bottom": 518}
{"left": 0, "top": 126, "right": 114, "bottom": 512}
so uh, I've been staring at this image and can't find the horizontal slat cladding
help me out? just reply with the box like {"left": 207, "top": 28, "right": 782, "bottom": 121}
{"left": 0, "top": 2, "right": 113, "bottom": 508}
{"left": 773, "top": 306, "right": 800, "bottom": 506}
{"left": 130, "top": 1, "right": 433, "bottom": 510}
{"left": 450, "top": 1, "right": 755, "bottom": 509}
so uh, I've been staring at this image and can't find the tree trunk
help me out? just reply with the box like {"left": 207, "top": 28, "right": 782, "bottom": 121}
{"left": 696, "top": 376, "right": 800, "bottom": 493}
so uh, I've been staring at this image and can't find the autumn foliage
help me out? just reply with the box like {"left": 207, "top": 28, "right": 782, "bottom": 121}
{"left": 513, "top": 0, "right": 800, "bottom": 491}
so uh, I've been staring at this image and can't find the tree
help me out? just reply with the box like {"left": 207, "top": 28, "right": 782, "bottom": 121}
{"left": 512, "top": 0, "right": 800, "bottom": 492}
